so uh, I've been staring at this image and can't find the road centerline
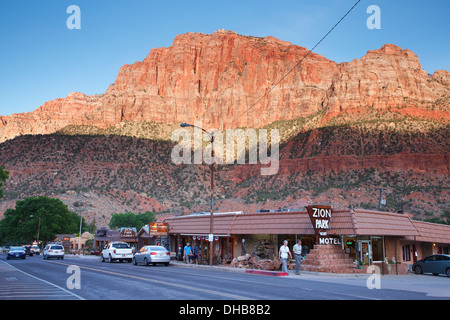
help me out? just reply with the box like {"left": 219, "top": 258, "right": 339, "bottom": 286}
{"left": 52, "top": 260, "right": 254, "bottom": 300}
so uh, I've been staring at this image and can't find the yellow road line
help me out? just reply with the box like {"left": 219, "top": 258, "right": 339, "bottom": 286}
{"left": 54, "top": 261, "right": 253, "bottom": 300}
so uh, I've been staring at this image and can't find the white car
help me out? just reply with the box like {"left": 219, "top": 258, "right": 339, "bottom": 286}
{"left": 101, "top": 242, "right": 133, "bottom": 263}
{"left": 31, "top": 245, "right": 41, "bottom": 255}
{"left": 43, "top": 244, "right": 65, "bottom": 260}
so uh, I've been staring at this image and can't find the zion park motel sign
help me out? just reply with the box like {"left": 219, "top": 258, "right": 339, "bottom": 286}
{"left": 306, "top": 205, "right": 341, "bottom": 245}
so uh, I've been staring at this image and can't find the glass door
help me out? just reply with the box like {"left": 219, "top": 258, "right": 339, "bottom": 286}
{"left": 371, "top": 236, "right": 384, "bottom": 262}
{"left": 359, "top": 240, "right": 372, "bottom": 265}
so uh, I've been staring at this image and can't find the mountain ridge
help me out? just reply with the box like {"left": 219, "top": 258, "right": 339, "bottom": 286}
{"left": 0, "top": 30, "right": 448, "bottom": 143}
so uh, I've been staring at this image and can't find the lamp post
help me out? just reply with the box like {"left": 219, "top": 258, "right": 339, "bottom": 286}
{"left": 78, "top": 214, "right": 83, "bottom": 255}
{"left": 376, "top": 187, "right": 387, "bottom": 211}
{"left": 180, "top": 123, "right": 215, "bottom": 266}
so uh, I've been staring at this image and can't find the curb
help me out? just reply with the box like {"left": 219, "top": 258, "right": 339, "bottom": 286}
{"left": 245, "top": 270, "right": 289, "bottom": 277}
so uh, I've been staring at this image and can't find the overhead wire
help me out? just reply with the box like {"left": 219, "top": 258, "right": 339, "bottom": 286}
{"left": 229, "top": 0, "right": 362, "bottom": 127}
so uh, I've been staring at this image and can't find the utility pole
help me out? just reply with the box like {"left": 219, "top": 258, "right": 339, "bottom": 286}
{"left": 181, "top": 123, "right": 215, "bottom": 266}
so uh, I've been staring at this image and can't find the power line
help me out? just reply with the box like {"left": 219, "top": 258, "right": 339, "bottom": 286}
{"left": 230, "top": 0, "right": 362, "bottom": 127}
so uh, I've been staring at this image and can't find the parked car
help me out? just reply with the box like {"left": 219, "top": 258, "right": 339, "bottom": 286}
{"left": 23, "top": 245, "right": 34, "bottom": 256}
{"left": 43, "top": 244, "right": 65, "bottom": 260}
{"left": 6, "top": 247, "right": 26, "bottom": 260}
{"left": 31, "top": 245, "right": 41, "bottom": 255}
{"left": 413, "top": 254, "right": 450, "bottom": 277}
{"left": 133, "top": 245, "right": 171, "bottom": 266}
{"left": 101, "top": 242, "right": 133, "bottom": 263}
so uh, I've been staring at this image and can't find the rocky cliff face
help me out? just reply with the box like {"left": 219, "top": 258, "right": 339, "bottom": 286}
{"left": 0, "top": 30, "right": 449, "bottom": 223}
{"left": 327, "top": 44, "right": 449, "bottom": 114}
{"left": 1, "top": 30, "right": 448, "bottom": 143}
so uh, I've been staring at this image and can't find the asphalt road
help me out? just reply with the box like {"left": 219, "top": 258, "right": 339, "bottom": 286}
{"left": 1, "top": 254, "right": 449, "bottom": 304}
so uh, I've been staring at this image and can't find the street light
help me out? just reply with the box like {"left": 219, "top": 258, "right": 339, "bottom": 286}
{"left": 78, "top": 214, "right": 83, "bottom": 255}
{"left": 376, "top": 187, "right": 388, "bottom": 211}
{"left": 180, "top": 123, "right": 215, "bottom": 266}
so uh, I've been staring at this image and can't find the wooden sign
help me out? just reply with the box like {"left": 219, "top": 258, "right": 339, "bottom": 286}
{"left": 120, "top": 227, "right": 137, "bottom": 239}
{"left": 306, "top": 205, "right": 335, "bottom": 244}
{"left": 149, "top": 222, "right": 168, "bottom": 236}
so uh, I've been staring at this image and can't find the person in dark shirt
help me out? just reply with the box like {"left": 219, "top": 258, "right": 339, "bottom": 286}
{"left": 192, "top": 242, "right": 199, "bottom": 264}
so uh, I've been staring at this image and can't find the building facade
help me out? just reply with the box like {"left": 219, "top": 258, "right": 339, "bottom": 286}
{"left": 93, "top": 226, "right": 138, "bottom": 253}
{"left": 163, "top": 208, "right": 450, "bottom": 274}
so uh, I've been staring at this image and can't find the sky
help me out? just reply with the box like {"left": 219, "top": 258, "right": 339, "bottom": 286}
{"left": 0, "top": 0, "right": 448, "bottom": 116}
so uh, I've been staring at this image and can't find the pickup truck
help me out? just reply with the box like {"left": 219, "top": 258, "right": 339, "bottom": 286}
{"left": 101, "top": 242, "right": 133, "bottom": 263}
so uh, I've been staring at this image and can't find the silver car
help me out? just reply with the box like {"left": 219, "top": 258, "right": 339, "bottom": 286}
{"left": 133, "top": 246, "right": 171, "bottom": 266}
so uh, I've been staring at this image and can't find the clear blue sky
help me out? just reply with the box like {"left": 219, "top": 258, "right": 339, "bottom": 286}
{"left": 0, "top": 0, "right": 448, "bottom": 116}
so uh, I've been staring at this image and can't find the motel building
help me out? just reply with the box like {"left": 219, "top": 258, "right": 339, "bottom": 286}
{"left": 164, "top": 205, "right": 450, "bottom": 274}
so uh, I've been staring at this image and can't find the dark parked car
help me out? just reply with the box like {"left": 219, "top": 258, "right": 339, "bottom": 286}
{"left": 413, "top": 254, "right": 450, "bottom": 277}
{"left": 7, "top": 247, "right": 26, "bottom": 260}
{"left": 23, "top": 245, "right": 34, "bottom": 256}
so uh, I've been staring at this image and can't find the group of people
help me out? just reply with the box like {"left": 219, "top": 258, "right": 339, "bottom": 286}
{"left": 181, "top": 239, "right": 303, "bottom": 273}
{"left": 183, "top": 242, "right": 199, "bottom": 264}
{"left": 279, "top": 239, "right": 303, "bottom": 275}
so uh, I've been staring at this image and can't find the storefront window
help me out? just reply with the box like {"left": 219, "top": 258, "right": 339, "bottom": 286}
{"left": 402, "top": 245, "right": 411, "bottom": 261}
{"left": 343, "top": 236, "right": 357, "bottom": 260}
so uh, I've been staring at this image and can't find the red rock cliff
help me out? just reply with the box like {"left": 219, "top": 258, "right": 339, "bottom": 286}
{"left": 0, "top": 30, "right": 448, "bottom": 142}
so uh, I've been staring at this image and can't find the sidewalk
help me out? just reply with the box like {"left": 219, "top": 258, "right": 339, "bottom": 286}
{"left": 169, "top": 259, "right": 366, "bottom": 278}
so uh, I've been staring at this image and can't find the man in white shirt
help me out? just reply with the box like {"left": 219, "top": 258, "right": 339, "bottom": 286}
{"left": 279, "top": 240, "right": 292, "bottom": 273}
{"left": 293, "top": 239, "right": 303, "bottom": 275}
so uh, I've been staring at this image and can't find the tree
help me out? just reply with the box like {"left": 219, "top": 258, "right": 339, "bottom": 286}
{"left": 0, "top": 166, "right": 9, "bottom": 199}
{"left": 109, "top": 211, "right": 155, "bottom": 230}
{"left": 0, "top": 196, "right": 80, "bottom": 245}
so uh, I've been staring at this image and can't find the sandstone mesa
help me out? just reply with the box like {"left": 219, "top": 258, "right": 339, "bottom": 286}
{"left": 0, "top": 30, "right": 449, "bottom": 143}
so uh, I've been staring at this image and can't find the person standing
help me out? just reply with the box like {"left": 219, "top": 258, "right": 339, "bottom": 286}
{"left": 279, "top": 240, "right": 292, "bottom": 273}
{"left": 192, "top": 242, "right": 199, "bottom": 264}
{"left": 183, "top": 242, "right": 192, "bottom": 264}
{"left": 293, "top": 239, "right": 303, "bottom": 275}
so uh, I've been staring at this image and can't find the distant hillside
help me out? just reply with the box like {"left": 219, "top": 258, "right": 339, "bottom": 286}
{"left": 0, "top": 110, "right": 448, "bottom": 226}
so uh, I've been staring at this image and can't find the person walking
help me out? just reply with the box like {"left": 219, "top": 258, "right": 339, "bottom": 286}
{"left": 192, "top": 242, "right": 199, "bottom": 264}
{"left": 183, "top": 242, "right": 192, "bottom": 264}
{"left": 279, "top": 240, "right": 292, "bottom": 273}
{"left": 293, "top": 239, "right": 303, "bottom": 275}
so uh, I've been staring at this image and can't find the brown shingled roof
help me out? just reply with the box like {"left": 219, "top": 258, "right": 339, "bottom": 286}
{"left": 328, "top": 210, "right": 357, "bottom": 235}
{"left": 405, "top": 220, "right": 450, "bottom": 244}
{"left": 350, "top": 209, "right": 420, "bottom": 236}
{"left": 164, "top": 209, "right": 425, "bottom": 237}
{"left": 165, "top": 214, "right": 237, "bottom": 236}
{"left": 232, "top": 212, "right": 314, "bottom": 235}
